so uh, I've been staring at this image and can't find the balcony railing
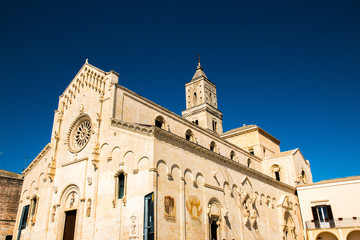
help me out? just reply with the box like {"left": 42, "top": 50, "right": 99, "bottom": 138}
{"left": 305, "top": 218, "right": 360, "bottom": 230}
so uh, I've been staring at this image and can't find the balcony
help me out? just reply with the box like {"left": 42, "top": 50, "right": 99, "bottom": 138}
{"left": 306, "top": 218, "right": 360, "bottom": 230}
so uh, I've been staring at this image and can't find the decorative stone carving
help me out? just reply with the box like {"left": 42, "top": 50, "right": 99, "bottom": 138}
{"left": 51, "top": 205, "right": 57, "bottom": 222}
{"left": 250, "top": 209, "right": 257, "bottom": 226}
{"left": 164, "top": 196, "right": 176, "bottom": 220}
{"left": 240, "top": 190, "right": 258, "bottom": 225}
{"left": 186, "top": 196, "right": 202, "bottom": 220}
{"left": 222, "top": 206, "right": 229, "bottom": 217}
{"left": 282, "top": 211, "right": 297, "bottom": 240}
{"left": 129, "top": 215, "right": 138, "bottom": 239}
{"left": 167, "top": 173, "right": 173, "bottom": 181}
{"left": 87, "top": 177, "right": 92, "bottom": 185}
{"left": 79, "top": 104, "right": 84, "bottom": 114}
{"left": 86, "top": 199, "right": 91, "bottom": 217}
{"left": 69, "top": 192, "right": 75, "bottom": 208}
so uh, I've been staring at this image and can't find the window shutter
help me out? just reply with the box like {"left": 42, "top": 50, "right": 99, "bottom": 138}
{"left": 311, "top": 206, "right": 320, "bottom": 228}
{"left": 326, "top": 205, "right": 335, "bottom": 227}
{"left": 326, "top": 205, "right": 334, "bottom": 220}
{"left": 311, "top": 207, "right": 318, "bottom": 221}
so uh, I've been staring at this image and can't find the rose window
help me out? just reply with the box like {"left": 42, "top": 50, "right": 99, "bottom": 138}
{"left": 68, "top": 115, "right": 92, "bottom": 153}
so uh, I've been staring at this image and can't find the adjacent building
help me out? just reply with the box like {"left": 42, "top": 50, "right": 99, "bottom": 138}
{"left": 297, "top": 176, "right": 360, "bottom": 240}
{"left": 14, "top": 60, "right": 312, "bottom": 240}
{"left": 0, "top": 169, "right": 23, "bottom": 240}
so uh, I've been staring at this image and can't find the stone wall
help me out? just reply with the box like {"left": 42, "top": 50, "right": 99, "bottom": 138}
{"left": 0, "top": 170, "right": 23, "bottom": 240}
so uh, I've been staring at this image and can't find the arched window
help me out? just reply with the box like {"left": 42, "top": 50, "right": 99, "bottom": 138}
{"left": 185, "top": 129, "right": 194, "bottom": 142}
{"left": 118, "top": 173, "right": 125, "bottom": 199}
{"left": 271, "top": 164, "right": 281, "bottom": 181}
{"left": 114, "top": 171, "right": 128, "bottom": 207}
{"left": 192, "top": 119, "right": 199, "bottom": 125}
{"left": 155, "top": 116, "right": 165, "bottom": 129}
{"left": 210, "top": 141, "right": 217, "bottom": 152}
{"left": 212, "top": 119, "right": 217, "bottom": 132}
{"left": 301, "top": 170, "right": 307, "bottom": 184}
{"left": 230, "top": 151, "right": 235, "bottom": 160}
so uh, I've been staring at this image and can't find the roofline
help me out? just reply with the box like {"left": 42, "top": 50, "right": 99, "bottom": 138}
{"left": 187, "top": 75, "right": 217, "bottom": 88}
{"left": 115, "top": 84, "right": 264, "bottom": 163}
{"left": 110, "top": 119, "right": 296, "bottom": 192}
{"left": 221, "top": 125, "right": 281, "bottom": 145}
{"left": 297, "top": 175, "right": 360, "bottom": 189}
{"left": 59, "top": 61, "right": 115, "bottom": 98}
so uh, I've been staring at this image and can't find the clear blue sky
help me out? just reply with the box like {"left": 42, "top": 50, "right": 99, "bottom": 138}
{"left": 0, "top": 1, "right": 359, "bottom": 182}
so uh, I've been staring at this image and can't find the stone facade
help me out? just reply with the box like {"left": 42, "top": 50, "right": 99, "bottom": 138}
{"left": 14, "top": 60, "right": 312, "bottom": 240}
{"left": 297, "top": 176, "right": 360, "bottom": 240}
{"left": 0, "top": 169, "right": 23, "bottom": 240}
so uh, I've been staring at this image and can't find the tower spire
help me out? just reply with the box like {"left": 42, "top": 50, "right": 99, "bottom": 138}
{"left": 192, "top": 55, "right": 207, "bottom": 81}
{"left": 197, "top": 54, "right": 202, "bottom": 70}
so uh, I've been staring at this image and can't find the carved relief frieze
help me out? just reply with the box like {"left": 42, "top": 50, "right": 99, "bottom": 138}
{"left": 239, "top": 189, "right": 258, "bottom": 226}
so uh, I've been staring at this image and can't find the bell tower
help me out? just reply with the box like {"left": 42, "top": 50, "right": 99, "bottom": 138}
{"left": 182, "top": 58, "right": 223, "bottom": 134}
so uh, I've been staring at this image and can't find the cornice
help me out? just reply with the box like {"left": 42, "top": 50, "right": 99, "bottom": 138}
{"left": 110, "top": 118, "right": 293, "bottom": 191}
{"left": 182, "top": 103, "right": 223, "bottom": 119}
{"left": 258, "top": 128, "right": 281, "bottom": 145}
{"left": 118, "top": 86, "right": 225, "bottom": 141}
{"left": 153, "top": 127, "right": 295, "bottom": 192}
{"left": 297, "top": 176, "right": 360, "bottom": 190}
{"left": 22, "top": 143, "right": 52, "bottom": 176}
{"left": 116, "top": 86, "right": 263, "bottom": 161}
{"left": 111, "top": 119, "right": 154, "bottom": 136}
{"left": 186, "top": 76, "right": 217, "bottom": 88}
{"left": 221, "top": 126, "right": 258, "bottom": 138}
{"left": 222, "top": 126, "right": 280, "bottom": 145}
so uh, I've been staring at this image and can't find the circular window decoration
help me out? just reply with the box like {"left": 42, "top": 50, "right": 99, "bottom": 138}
{"left": 68, "top": 115, "right": 92, "bottom": 153}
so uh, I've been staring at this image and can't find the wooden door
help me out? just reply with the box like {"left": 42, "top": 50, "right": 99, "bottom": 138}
{"left": 63, "top": 210, "right": 77, "bottom": 240}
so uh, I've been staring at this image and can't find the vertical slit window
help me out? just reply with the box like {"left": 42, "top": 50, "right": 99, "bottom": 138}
{"left": 118, "top": 173, "right": 125, "bottom": 199}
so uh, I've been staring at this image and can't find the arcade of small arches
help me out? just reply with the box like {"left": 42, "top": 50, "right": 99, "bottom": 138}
{"left": 152, "top": 115, "right": 300, "bottom": 184}
{"left": 313, "top": 230, "right": 360, "bottom": 240}
{"left": 156, "top": 159, "right": 299, "bottom": 239}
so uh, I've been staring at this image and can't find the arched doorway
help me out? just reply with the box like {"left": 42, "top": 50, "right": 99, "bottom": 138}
{"left": 208, "top": 198, "right": 222, "bottom": 240}
{"left": 347, "top": 230, "right": 360, "bottom": 240}
{"left": 316, "top": 231, "right": 338, "bottom": 240}
{"left": 58, "top": 185, "right": 81, "bottom": 240}
{"left": 283, "top": 211, "right": 296, "bottom": 240}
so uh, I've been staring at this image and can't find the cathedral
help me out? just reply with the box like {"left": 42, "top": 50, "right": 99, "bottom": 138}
{"left": 14, "top": 59, "right": 312, "bottom": 240}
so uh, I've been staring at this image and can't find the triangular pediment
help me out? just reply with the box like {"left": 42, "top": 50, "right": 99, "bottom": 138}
{"left": 241, "top": 176, "right": 252, "bottom": 187}
{"left": 59, "top": 60, "right": 118, "bottom": 111}
{"left": 278, "top": 195, "right": 293, "bottom": 210}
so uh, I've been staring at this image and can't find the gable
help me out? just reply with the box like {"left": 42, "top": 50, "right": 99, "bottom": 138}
{"left": 59, "top": 61, "right": 117, "bottom": 112}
